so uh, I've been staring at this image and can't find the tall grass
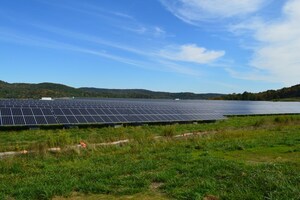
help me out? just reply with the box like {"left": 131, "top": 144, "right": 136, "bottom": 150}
{"left": 162, "top": 125, "right": 176, "bottom": 137}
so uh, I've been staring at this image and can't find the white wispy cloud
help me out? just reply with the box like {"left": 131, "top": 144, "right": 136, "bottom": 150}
{"left": 153, "top": 26, "right": 166, "bottom": 37}
{"left": 156, "top": 59, "right": 201, "bottom": 76}
{"left": 41, "top": 0, "right": 167, "bottom": 39}
{"left": 0, "top": 27, "right": 200, "bottom": 76}
{"left": 160, "top": 44, "right": 225, "bottom": 64}
{"left": 122, "top": 25, "right": 167, "bottom": 38}
{"left": 39, "top": 0, "right": 133, "bottom": 21}
{"left": 160, "top": 0, "right": 269, "bottom": 23}
{"left": 226, "top": 68, "right": 275, "bottom": 83}
{"left": 160, "top": 0, "right": 300, "bottom": 86}
{"left": 0, "top": 27, "right": 154, "bottom": 68}
{"left": 0, "top": 1, "right": 213, "bottom": 78}
{"left": 25, "top": 24, "right": 200, "bottom": 75}
{"left": 232, "top": 0, "right": 300, "bottom": 85}
{"left": 30, "top": 24, "right": 155, "bottom": 57}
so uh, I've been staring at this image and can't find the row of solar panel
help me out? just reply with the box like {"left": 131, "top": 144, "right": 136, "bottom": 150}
{"left": 0, "top": 114, "right": 225, "bottom": 126}
{"left": 0, "top": 115, "right": 57, "bottom": 126}
{"left": 1, "top": 105, "right": 295, "bottom": 114}
{"left": 0, "top": 100, "right": 168, "bottom": 104}
{"left": 2, "top": 106, "right": 294, "bottom": 116}
{"left": 0, "top": 108, "right": 53, "bottom": 115}
{"left": 230, "top": 109, "right": 299, "bottom": 115}
{"left": 0, "top": 101, "right": 190, "bottom": 110}
{"left": 0, "top": 104, "right": 181, "bottom": 110}
{"left": 0, "top": 107, "right": 214, "bottom": 116}
{"left": 1, "top": 99, "right": 298, "bottom": 127}
{"left": 55, "top": 114, "right": 224, "bottom": 124}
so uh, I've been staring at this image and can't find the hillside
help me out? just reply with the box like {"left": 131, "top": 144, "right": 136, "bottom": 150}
{"left": 0, "top": 81, "right": 94, "bottom": 99}
{"left": 0, "top": 81, "right": 222, "bottom": 99}
{"left": 80, "top": 87, "right": 222, "bottom": 99}
{"left": 217, "top": 84, "right": 300, "bottom": 101}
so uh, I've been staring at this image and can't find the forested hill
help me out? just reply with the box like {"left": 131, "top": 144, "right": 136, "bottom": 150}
{"left": 0, "top": 81, "right": 223, "bottom": 99}
{"left": 0, "top": 81, "right": 93, "bottom": 99}
{"left": 80, "top": 87, "right": 222, "bottom": 99}
{"left": 216, "top": 84, "right": 300, "bottom": 101}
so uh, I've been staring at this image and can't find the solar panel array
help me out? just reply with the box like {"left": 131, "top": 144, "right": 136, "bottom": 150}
{"left": 0, "top": 99, "right": 299, "bottom": 127}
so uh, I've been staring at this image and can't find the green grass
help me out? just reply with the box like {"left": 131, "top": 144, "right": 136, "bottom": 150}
{"left": 0, "top": 115, "right": 300, "bottom": 200}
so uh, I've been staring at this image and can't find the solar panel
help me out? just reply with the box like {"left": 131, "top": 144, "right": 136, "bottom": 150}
{"left": 1, "top": 108, "right": 12, "bottom": 115}
{"left": 84, "top": 116, "right": 95, "bottom": 123}
{"left": 45, "top": 116, "right": 57, "bottom": 124}
{"left": 11, "top": 108, "right": 22, "bottom": 115}
{"left": 93, "top": 116, "right": 104, "bottom": 123}
{"left": 22, "top": 108, "right": 33, "bottom": 115}
{"left": 0, "top": 99, "right": 299, "bottom": 127}
{"left": 32, "top": 108, "right": 43, "bottom": 115}
{"left": 2, "top": 116, "right": 14, "bottom": 125}
{"left": 87, "top": 109, "right": 97, "bottom": 115}
{"left": 75, "top": 116, "right": 87, "bottom": 123}
{"left": 13, "top": 116, "right": 26, "bottom": 125}
{"left": 24, "top": 116, "right": 37, "bottom": 125}
{"left": 42, "top": 108, "right": 53, "bottom": 115}
{"left": 66, "top": 116, "right": 78, "bottom": 124}
{"left": 53, "top": 108, "right": 63, "bottom": 115}
{"left": 79, "top": 109, "right": 89, "bottom": 115}
{"left": 101, "top": 116, "right": 113, "bottom": 123}
{"left": 35, "top": 116, "right": 47, "bottom": 125}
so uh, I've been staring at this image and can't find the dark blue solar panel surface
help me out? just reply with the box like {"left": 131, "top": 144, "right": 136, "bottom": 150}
{"left": 0, "top": 99, "right": 299, "bottom": 127}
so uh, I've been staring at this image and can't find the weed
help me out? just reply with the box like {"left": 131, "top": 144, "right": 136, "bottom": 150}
{"left": 162, "top": 125, "right": 176, "bottom": 137}
{"left": 274, "top": 116, "right": 290, "bottom": 124}
{"left": 47, "top": 131, "right": 74, "bottom": 148}
{"left": 253, "top": 118, "right": 265, "bottom": 127}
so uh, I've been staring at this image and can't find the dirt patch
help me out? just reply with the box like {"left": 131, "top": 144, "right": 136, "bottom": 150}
{"left": 173, "top": 131, "right": 217, "bottom": 138}
{"left": 53, "top": 191, "right": 169, "bottom": 200}
{"left": 150, "top": 182, "right": 164, "bottom": 190}
{"left": 203, "top": 195, "right": 219, "bottom": 200}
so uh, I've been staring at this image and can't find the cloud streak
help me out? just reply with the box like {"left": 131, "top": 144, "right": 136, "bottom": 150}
{"left": 31, "top": 24, "right": 155, "bottom": 57}
{"left": 0, "top": 27, "right": 200, "bottom": 77}
{"left": 41, "top": 0, "right": 167, "bottom": 38}
{"left": 233, "top": 0, "right": 300, "bottom": 85}
{"left": 23, "top": 24, "right": 207, "bottom": 75}
{"left": 160, "top": 0, "right": 269, "bottom": 24}
{"left": 161, "top": 0, "right": 300, "bottom": 86}
{"left": 160, "top": 44, "right": 225, "bottom": 64}
{"left": 0, "top": 1, "right": 227, "bottom": 79}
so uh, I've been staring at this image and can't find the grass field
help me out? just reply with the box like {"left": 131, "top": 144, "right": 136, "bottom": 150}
{"left": 0, "top": 115, "right": 300, "bottom": 200}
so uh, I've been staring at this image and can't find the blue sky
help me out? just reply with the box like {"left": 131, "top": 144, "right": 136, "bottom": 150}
{"left": 0, "top": 0, "right": 299, "bottom": 93}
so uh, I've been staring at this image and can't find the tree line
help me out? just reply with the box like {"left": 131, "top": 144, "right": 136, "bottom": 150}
{"left": 215, "top": 84, "right": 300, "bottom": 101}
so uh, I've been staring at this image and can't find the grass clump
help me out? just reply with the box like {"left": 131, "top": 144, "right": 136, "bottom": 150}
{"left": 46, "top": 131, "right": 75, "bottom": 148}
{"left": 252, "top": 118, "right": 266, "bottom": 127}
{"left": 162, "top": 125, "right": 176, "bottom": 137}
